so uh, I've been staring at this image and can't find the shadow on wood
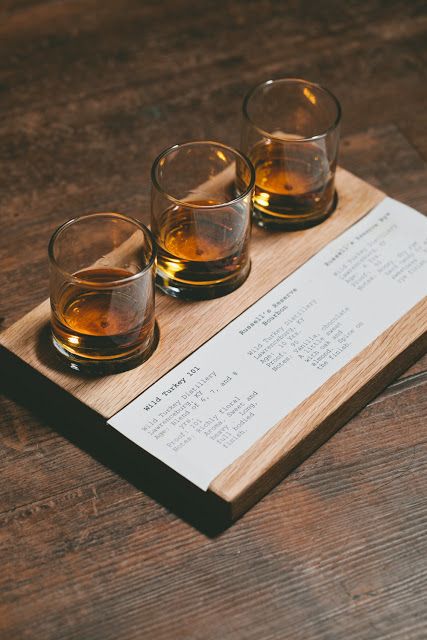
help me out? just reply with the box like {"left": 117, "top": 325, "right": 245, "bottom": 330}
{"left": 0, "top": 345, "right": 231, "bottom": 537}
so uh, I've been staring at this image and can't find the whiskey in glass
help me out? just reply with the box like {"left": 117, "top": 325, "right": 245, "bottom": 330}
{"left": 241, "top": 78, "right": 341, "bottom": 230}
{"left": 151, "top": 141, "right": 255, "bottom": 300}
{"left": 49, "top": 213, "right": 156, "bottom": 373}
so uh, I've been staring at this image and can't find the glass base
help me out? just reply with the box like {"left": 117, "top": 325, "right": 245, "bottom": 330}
{"left": 156, "top": 261, "right": 251, "bottom": 301}
{"left": 253, "top": 191, "right": 338, "bottom": 231}
{"left": 51, "top": 327, "right": 158, "bottom": 375}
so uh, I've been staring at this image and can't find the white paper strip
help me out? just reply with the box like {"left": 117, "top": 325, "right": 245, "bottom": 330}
{"left": 109, "top": 198, "right": 427, "bottom": 490}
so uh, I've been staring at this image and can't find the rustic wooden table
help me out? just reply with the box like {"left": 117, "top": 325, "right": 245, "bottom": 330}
{"left": 1, "top": 1, "right": 426, "bottom": 638}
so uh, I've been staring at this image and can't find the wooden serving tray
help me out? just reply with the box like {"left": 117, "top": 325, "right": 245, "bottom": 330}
{"left": 1, "top": 167, "right": 426, "bottom": 529}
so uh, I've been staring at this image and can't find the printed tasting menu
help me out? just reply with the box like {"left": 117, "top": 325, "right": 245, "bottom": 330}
{"left": 109, "top": 198, "right": 427, "bottom": 490}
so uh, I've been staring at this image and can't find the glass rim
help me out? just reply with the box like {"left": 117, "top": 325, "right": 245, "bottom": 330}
{"left": 48, "top": 212, "right": 157, "bottom": 286}
{"left": 242, "top": 77, "right": 342, "bottom": 143}
{"left": 151, "top": 140, "right": 256, "bottom": 209}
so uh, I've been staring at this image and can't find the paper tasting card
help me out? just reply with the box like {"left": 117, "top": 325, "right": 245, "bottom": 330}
{"left": 109, "top": 198, "right": 427, "bottom": 489}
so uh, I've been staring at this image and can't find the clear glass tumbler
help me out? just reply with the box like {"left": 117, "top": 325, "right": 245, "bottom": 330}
{"left": 49, "top": 213, "right": 156, "bottom": 373}
{"left": 241, "top": 78, "right": 341, "bottom": 230}
{"left": 151, "top": 141, "right": 255, "bottom": 300}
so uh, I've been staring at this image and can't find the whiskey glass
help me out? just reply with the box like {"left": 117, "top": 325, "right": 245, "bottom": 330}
{"left": 241, "top": 78, "right": 341, "bottom": 230}
{"left": 151, "top": 141, "right": 255, "bottom": 300}
{"left": 49, "top": 213, "right": 156, "bottom": 373}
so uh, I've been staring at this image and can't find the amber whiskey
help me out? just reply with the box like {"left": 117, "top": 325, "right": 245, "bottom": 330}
{"left": 152, "top": 200, "right": 251, "bottom": 299}
{"left": 51, "top": 267, "right": 155, "bottom": 363}
{"left": 250, "top": 139, "right": 336, "bottom": 229}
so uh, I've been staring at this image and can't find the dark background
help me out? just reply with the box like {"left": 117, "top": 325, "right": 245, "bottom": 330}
{"left": 0, "top": 1, "right": 426, "bottom": 639}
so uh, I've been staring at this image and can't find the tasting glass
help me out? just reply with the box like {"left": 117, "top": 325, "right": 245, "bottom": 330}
{"left": 241, "top": 78, "right": 341, "bottom": 230}
{"left": 49, "top": 213, "right": 156, "bottom": 374}
{"left": 151, "top": 141, "right": 255, "bottom": 300}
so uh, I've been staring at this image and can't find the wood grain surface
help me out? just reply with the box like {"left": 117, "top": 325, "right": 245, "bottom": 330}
{"left": 1, "top": 168, "right": 425, "bottom": 522}
{"left": 1, "top": 1, "right": 427, "bottom": 639}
